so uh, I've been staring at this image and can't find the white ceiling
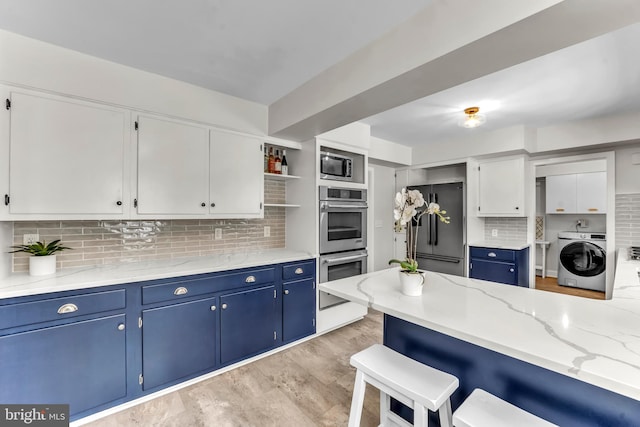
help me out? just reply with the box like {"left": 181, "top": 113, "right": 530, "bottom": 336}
{"left": 0, "top": 1, "right": 638, "bottom": 148}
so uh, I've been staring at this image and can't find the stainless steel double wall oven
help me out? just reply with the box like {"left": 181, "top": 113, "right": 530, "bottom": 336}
{"left": 318, "top": 186, "right": 368, "bottom": 310}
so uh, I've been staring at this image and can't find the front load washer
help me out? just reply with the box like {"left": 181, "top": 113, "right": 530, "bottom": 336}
{"left": 557, "top": 232, "right": 606, "bottom": 291}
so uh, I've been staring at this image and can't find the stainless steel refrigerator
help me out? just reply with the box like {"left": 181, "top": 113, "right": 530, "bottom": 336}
{"left": 408, "top": 182, "right": 464, "bottom": 276}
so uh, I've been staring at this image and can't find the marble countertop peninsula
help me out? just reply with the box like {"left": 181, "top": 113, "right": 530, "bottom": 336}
{"left": 319, "top": 251, "right": 640, "bottom": 401}
{"left": 0, "top": 249, "right": 315, "bottom": 299}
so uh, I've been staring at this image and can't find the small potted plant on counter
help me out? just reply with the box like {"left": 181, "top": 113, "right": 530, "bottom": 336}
{"left": 9, "top": 239, "right": 72, "bottom": 276}
{"left": 389, "top": 188, "right": 449, "bottom": 296}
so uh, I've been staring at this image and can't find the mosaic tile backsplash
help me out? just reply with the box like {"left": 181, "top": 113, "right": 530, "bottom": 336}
{"left": 12, "top": 179, "right": 286, "bottom": 272}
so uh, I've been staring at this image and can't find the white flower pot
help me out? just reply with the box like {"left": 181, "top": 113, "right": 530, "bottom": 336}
{"left": 399, "top": 270, "right": 425, "bottom": 296}
{"left": 29, "top": 255, "right": 57, "bottom": 276}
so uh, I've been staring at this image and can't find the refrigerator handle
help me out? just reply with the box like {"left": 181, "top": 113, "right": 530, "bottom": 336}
{"left": 433, "top": 192, "right": 438, "bottom": 246}
{"left": 427, "top": 193, "right": 433, "bottom": 245}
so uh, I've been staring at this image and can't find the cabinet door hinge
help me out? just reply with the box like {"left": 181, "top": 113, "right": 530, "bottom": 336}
{"left": 469, "top": 263, "right": 472, "bottom": 270}
{"left": 138, "top": 374, "right": 144, "bottom": 385}
{"left": 478, "top": 166, "right": 480, "bottom": 171}
{"left": 312, "top": 318, "right": 316, "bottom": 327}
{"left": 5, "top": 99, "right": 10, "bottom": 110}
{"left": 134, "top": 121, "right": 139, "bottom": 131}
{"left": 260, "top": 202, "right": 263, "bottom": 209}
{"left": 478, "top": 206, "right": 481, "bottom": 211}
{"left": 273, "top": 289, "right": 277, "bottom": 299}
{"left": 138, "top": 317, "right": 142, "bottom": 328}
{"left": 4, "top": 194, "right": 9, "bottom": 206}
{"left": 312, "top": 281, "right": 316, "bottom": 290}
{"left": 259, "top": 144, "right": 262, "bottom": 151}
{"left": 134, "top": 198, "right": 138, "bottom": 208}
{"left": 273, "top": 331, "right": 277, "bottom": 340}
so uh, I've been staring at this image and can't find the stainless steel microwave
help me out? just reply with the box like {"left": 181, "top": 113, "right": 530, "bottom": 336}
{"left": 320, "top": 151, "right": 353, "bottom": 181}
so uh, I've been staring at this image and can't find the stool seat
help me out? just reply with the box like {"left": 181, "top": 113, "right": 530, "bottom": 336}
{"left": 452, "top": 389, "right": 558, "bottom": 427}
{"left": 349, "top": 344, "right": 459, "bottom": 427}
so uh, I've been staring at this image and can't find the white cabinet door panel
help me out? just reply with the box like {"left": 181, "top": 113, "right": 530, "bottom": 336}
{"left": 545, "top": 174, "right": 577, "bottom": 214}
{"left": 210, "top": 130, "right": 263, "bottom": 217}
{"left": 478, "top": 157, "right": 525, "bottom": 217}
{"left": 137, "top": 116, "right": 209, "bottom": 215}
{"left": 9, "top": 92, "right": 125, "bottom": 215}
{"left": 577, "top": 172, "right": 606, "bottom": 213}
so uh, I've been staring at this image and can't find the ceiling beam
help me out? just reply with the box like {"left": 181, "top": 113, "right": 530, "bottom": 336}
{"left": 269, "top": 0, "right": 640, "bottom": 141}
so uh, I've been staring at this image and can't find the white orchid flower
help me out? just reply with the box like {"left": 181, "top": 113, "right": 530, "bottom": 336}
{"left": 426, "top": 202, "right": 440, "bottom": 214}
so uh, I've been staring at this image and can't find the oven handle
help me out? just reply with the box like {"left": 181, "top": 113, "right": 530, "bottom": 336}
{"left": 322, "top": 254, "right": 367, "bottom": 264}
{"left": 321, "top": 203, "right": 368, "bottom": 210}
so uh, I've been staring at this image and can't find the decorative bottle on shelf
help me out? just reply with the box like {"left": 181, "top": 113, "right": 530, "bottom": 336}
{"left": 268, "top": 147, "right": 275, "bottom": 174}
{"left": 281, "top": 149, "right": 288, "bottom": 175}
{"left": 263, "top": 145, "right": 268, "bottom": 172}
{"left": 274, "top": 149, "right": 282, "bottom": 174}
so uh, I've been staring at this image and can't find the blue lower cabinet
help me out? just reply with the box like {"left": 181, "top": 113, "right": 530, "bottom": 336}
{"left": 282, "top": 278, "right": 316, "bottom": 343}
{"left": 142, "top": 297, "right": 217, "bottom": 391}
{"left": 469, "top": 246, "right": 529, "bottom": 287}
{"left": 220, "top": 285, "right": 277, "bottom": 365}
{"left": 0, "top": 314, "right": 127, "bottom": 416}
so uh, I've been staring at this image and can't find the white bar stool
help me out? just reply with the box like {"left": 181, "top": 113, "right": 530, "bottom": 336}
{"left": 452, "top": 389, "right": 558, "bottom": 427}
{"left": 348, "top": 344, "right": 459, "bottom": 427}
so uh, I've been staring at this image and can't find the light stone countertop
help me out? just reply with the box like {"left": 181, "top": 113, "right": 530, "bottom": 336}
{"left": 319, "top": 251, "right": 640, "bottom": 401}
{"left": 0, "top": 249, "right": 315, "bottom": 299}
{"left": 469, "top": 240, "right": 531, "bottom": 250}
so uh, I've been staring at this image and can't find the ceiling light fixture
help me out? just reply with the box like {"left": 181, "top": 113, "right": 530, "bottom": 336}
{"left": 460, "top": 106, "right": 486, "bottom": 128}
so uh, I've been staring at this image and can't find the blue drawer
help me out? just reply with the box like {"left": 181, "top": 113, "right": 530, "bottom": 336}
{"left": 215, "top": 267, "right": 275, "bottom": 290}
{"left": 282, "top": 260, "right": 315, "bottom": 281}
{"left": 0, "top": 289, "right": 126, "bottom": 330}
{"left": 142, "top": 276, "right": 217, "bottom": 305}
{"left": 470, "top": 247, "right": 515, "bottom": 262}
{"left": 142, "top": 268, "right": 276, "bottom": 305}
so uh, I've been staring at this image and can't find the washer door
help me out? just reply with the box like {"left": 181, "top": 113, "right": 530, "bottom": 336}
{"left": 560, "top": 242, "right": 606, "bottom": 277}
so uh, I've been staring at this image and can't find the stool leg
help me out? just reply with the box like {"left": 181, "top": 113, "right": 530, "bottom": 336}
{"left": 413, "top": 404, "right": 429, "bottom": 427}
{"left": 379, "top": 390, "right": 390, "bottom": 425}
{"left": 348, "top": 370, "right": 367, "bottom": 427}
{"left": 437, "top": 399, "right": 453, "bottom": 427}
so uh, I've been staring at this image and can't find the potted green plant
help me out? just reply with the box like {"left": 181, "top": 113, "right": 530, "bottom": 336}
{"left": 389, "top": 188, "right": 449, "bottom": 295}
{"left": 9, "top": 239, "right": 71, "bottom": 276}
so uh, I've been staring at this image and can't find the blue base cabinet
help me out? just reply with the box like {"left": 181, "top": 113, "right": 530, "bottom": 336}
{"left": 142, "top": 297, "right": 217, "bottom": 391}
{"left": 282, "top": 278, "right": 316, "bottom": 343}
{"left": 220, "top": 285, "right": 277, "bottom": 365}
{"left": 0, "top": 258, "right": 316, "bottom": 421}
{"left": 0, "top": 314, "right": 127, "bottom": 416}
{"left": 469, "top": 246, "right": 529, "bottom": 287}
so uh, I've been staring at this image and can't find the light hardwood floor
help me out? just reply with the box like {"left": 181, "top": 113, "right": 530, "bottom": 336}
{"left": 84, "top": 311, "right": 384, "bottom": 427}
{"left": 535, "top": 275, "right": 605, "bottom": 300}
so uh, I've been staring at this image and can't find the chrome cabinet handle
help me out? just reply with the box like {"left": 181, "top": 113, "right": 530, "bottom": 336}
{"left": 294, "top": 268, "right": 304, "bottom": 275}
{"left": 488, "top": 252, "right": 497, "bottom": 257}
{"left": 57, "top": 303, "right": 78, "bottom": 314}
{"left": 117, "top": 323, "right": 125, "bottom": 331}
{"left": 210, "top": 305, "right": 216, "bottom": 311}
{"left": 174, "top": 287, "right": 188, "bottom": 295}
{"left": 222, "top": 303, "right": 228, "bottom": 309}
{"left": 284, "top": 290, "right": 290, "bottom": 295}
{"left": 245, "top": 275, "right": 256, "bottom": 283}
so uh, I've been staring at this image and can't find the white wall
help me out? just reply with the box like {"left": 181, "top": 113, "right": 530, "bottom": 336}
{"left": 370, "top": 164, "right": 396, "bottom": 271}
{"left": 615, "top": 143, "right": 640, "bottom": 194}
{"left": 369, "top": 136, "right": 411, "bottom": 165}
{"left": 0, "top": 29, "right": 267, "bottom": 135}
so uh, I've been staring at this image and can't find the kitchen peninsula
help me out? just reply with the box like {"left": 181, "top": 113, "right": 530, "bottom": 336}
{"left": 319, "top": 254, "right": 640, "bottom": 426}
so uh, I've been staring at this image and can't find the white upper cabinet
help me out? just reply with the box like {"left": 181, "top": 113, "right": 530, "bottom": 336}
{"left": 7, "top": 91, "right": 127, "bottom": 217}
{"left": 545, "top": 174, "right": 577, "bottom": 214}
{"left": 576, "top": 172, "right": 606, "bottom": 213}
{"left": 209, "top": 129, "right": 263, "bottom": 217}
{"left": 478, "top": 157, "right": 526, "bottom": 217}
{"left": 136, "top": 115, "right": 209, "bottom": 215}
{"left": 546, "top": 172, "right": 606, "bottom": 214}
